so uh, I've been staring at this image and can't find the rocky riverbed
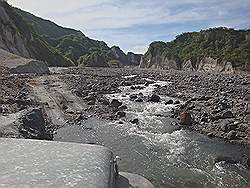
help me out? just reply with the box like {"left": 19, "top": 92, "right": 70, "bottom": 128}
{"left": 1, "top": 66, "right": 250, "bottom": 187}
{"left": 57, "top": 67, "right": 249, "bottom": 148}
{"left": 0, "top": 66, "right": 52, "bottom": 139}
{"left": 1, "top": 66, "right": 249, "bottom": 147}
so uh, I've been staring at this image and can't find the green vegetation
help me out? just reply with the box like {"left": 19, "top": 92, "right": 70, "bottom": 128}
{"left": 146, "top": 27, "right": 250, "bottom": 71}
{"left": 14, "top": 7, "right": 142, "bottom": 67}
{"left": 15, "top": 8, "right": 112, "bottom": 66}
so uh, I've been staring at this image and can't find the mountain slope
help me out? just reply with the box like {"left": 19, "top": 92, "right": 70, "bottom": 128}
{"left": 140, "top": 27, "right": 250, "bottom": 72}
{"left": 15, "top": 7, "right": 142, "bottom": 67}
{"left": 0, "top": 1, "right": 74, "bottom": 67}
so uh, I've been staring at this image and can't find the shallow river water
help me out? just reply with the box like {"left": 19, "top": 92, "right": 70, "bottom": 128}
{"left": 55, "top": 77, "right": 250, "bottom": 188}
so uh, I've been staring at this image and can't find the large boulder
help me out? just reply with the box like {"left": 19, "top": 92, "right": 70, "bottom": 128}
{"left": 148, "top": 94, "right": 161, "bottom": 102}
{"left": 180, "top": 111, "right": 192, "bottom": 126}
{"left": 110, "top": 99, "right": 122, "bottom": 108}
{"left": 240, "top": 155, "right": 250, "bottom": 169}
{"left": 18, "top": 108, "right": 52, "bottom": 140}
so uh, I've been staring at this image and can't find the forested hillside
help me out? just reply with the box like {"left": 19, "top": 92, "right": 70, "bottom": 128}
{"left": 141, "top": 28, "right": 250, "bottom": 72}
{"left": 15, "top": 8, "right": 141, "bottom": 67}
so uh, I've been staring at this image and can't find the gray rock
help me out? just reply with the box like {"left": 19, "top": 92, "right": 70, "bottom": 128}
{"left": 118, "top": 105, "right": 128, "bottom": 111}
{"left": 116, "top": 111, "right": 126, "bottom": 118}
{"left": 130, "top": 118, "right": 139, "bottom": 125}
{"left": 214, "top": 156, "right": 238, "bottom": 164}
{"left": 227, "top": 130, "right": 237, "bottom": 140}
{"left": 165, "top": 99, "right": 174, "bottom": 105}
{"left": 135, "top": 98, "right": 143, "bottom": 102}
{"left": 222, "top": 111, "right": 234, "bottom": 119}
{"left": 110, "top": 99, "right": 122, "bottom": 108}
{"left": 83, "top": 95, "right": 96, "bottom": 102}
{"left": 99, "top": 97, "right": 110, "bottom": 105}
{"left": 148, "top": 94, "right": 160, "bottom": 103}
{"left": 240, "top": 155, "right": 250, "bottom": 169}
{"left": 129, "top": 94, "right": 137, "bottom": 100}
{"left": 174, "top": 100, "right": 180, "bottom": 105}
{"left": 180, "top": 111, "right": 192, "bottom": 126}
{"left": 18, "top": 108, "right": 52, "bottom": 140}
{"left": 87, "top": 100, "right": 96, "bottom": 105}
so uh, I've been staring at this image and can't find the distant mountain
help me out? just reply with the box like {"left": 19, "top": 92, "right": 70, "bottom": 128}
{"left": 14, "top": 7, "right": 142, "bottom": 67}
{"left": 109, "top": 46, "right": 142, "bottom": 66}
{"left": 140, "top": 27, "right": 250, "bottom": 72}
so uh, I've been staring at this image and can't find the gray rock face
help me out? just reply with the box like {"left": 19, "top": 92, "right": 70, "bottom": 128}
{"left": 9, "top": 60, "right": 49, "bottom": 74}
{"left": 127, "top": 52, "right": 142, "bottom": 66}
{"left": 0, "top": 49, "right": 50, "bottom": 74}
{"left": 109, "top": 46, "right": 142, "bottom": 66}
{"left": 0, "top": 1, "right": 74, "bottom": 67}
{"left": 110, "top": 46, "right": 128, "bottom": 65}
{"left": 197, "top": 57, "right": 234, "bottom": 73}
{"left": 140, "top": 42, "right": 235, "bottom": 73}
{"left": 140, "top": 55, "right": 178, "bottom": 70}
{"left": 0, "top": 3, "right": 31, "bottom": 57}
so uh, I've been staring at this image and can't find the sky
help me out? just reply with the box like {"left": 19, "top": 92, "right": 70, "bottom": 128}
{"left": 8, "top": 0, "right": 250, "bottom": 54}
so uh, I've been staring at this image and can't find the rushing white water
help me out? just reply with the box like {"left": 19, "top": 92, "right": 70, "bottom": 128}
{"left": 55, "top": 76, "right": 250, "bottom": 188}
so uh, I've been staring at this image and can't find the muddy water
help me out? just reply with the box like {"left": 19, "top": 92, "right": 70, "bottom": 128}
{"left": 54, "top": 77, "right": 250, "bottom": 188}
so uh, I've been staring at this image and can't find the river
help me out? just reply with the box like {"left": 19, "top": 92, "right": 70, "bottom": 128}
{"left": 54, "top": 76, "right": 250, "bottom": 188}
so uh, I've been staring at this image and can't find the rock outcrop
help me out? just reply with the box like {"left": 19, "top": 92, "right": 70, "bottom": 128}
{"left": 127, "top": 52, "right": 142, "bottom": 66}
{"left": 197, "top": 57, "right": 234, "bottom": 73}
{"left": 110, "top": 46, "right": 128, "bottom": 65}
{"left": 0, "top": 49, "right": 49, "bottom": 74}
{"left": 109, "top": 46, "right": 142, "bottom": 66}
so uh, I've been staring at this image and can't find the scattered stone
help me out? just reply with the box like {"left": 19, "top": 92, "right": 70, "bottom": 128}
{"left": 222, "top": 111, "right": 234, "bottom": 119}
{"left": 130, "top": 86, "right": 136, "bottom": 90}
{"left": 61, "top": 103, "right": 68, "bottom": 110}
{"left": 130, "top": 118, "right": 139, "bottom": 124}
{"left": 129, "top": 94, "right": 137, "bottom": 100}
{"left": 227, "top": 130, "right": 237, "bottom": 140}
{"left": 83, "top": 95, "right": 96, "bottom": 102}
{"left": 149, "top": 94, "right": 160, "bottom": 102}
{"left": 118, "top": 105, "right": 128, "bottom": 111}
{"left": 99, "top": 97, "right": 110, "bottom": 105}
{"left": 116, "top": 111, "right": 126, "bottom": 118}
{"left": 180, "top": 111, "right": 192, "bottom": 125}
{"left": 198, "top": 95, "right": 211, "bottom": 101}
{"left": 214, "top": 156, "right": 238, "bottom": 164}
{"left": 87, "top": 100, "right": 96, "bottom": 105}
{"left": 240, "top": 155, "right": 250, "bottom": 169}
{"left": 135, "top": 97, "right": 143, "bottom": 102}
{"left": 174, "top": 100, "right": 180, "bottom": 105}
{"left": 165, "top": 99, "right": 174, "bottom": 105}
{"left": 207, "top": 132, "right": 214, "bottom": 138}
{"left": 110, "top": 99, "right": 122, "bottom": 108}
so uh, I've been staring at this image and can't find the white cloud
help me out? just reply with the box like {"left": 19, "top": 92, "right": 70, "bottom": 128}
{"left": 8, "top": 0, "right": 250, "bottom": 53}
{"left": 9, "top": 0, "right": 250, "bottom": 30}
